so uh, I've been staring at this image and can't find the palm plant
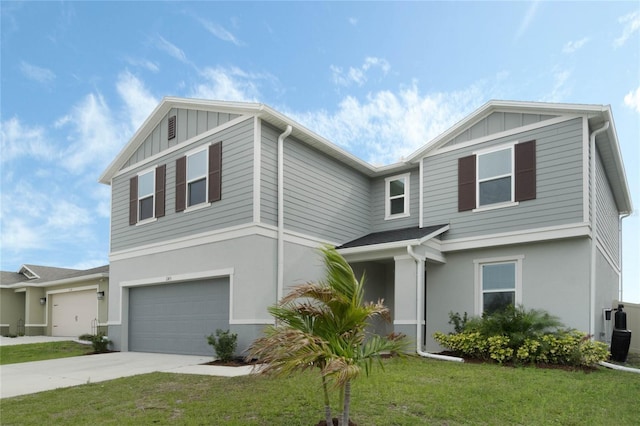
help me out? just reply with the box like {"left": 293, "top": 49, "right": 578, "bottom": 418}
{"left": 247, "top": 246, "right": 408, "bottom": 426}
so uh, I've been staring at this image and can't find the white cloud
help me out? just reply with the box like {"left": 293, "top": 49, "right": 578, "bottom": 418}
{"left": 192, "top": 66, "right": 265, "bottom": 101}
{"left": 60, "top": 93, "right": 122, "bottom": 174}
{"left": 155, "top": 35, "right": 189, "bottom": 63}
{"left": 624, "top": 86, "right": 640, "bottom": 113}
{"left": 0, "top": 117, "right": 57, "bottom": 163}
{"left": 540, "top": 69, "right": 572, "bottom": 103}
{"left": 331, "top": 57, "right": 391, "bottom": 87}
{"left": 614, "top": 10, "right": 640, "bottom": 48}
{"left": 562, "top": 37, "right": 589, "bottom": 54}
{"left": 515, "top": 0, "right": 540, "bottom": 41}
{"left": 199, "top": 18, "right": 243, "bottom": 46}
{"left": 125, "top": 57, "right": 160, "bottom": 73}
{"left": 349, "top": 17, "right": 358, "bottom": 26}
{"left": 288, "top": 81, "right": 486, "bottom": 165}
{"left": 19, "top": 61, "right": 56, "bottom": 84}
{"left": 116, "top": 71, "right": 159, "bottom": 131}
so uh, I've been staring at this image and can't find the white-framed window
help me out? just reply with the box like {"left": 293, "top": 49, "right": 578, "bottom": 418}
{"left": 477, "top": 145, "right": 514, "bottom": 208}
{"left": 385, "top": 173, "right": 410, "bottom": 219}
{"left": 474, "top": 255, "right": 523, "bottom": 315}
{"left": 187, "top": 147, "right": 208, "bottom": 208}
{"left": 137, "top": 169, "right": 155, "bottom": 222}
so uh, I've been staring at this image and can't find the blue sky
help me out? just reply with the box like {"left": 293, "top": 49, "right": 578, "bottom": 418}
{"left": 1, "top": 1, "right": 638, "bottom": 302}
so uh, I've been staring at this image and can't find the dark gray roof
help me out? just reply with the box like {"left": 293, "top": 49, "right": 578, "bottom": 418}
{"left": 0, "top": 264, "right": 109, "bottom": 287}
{"left": 338, "top": 224, "right": 449, "bottom": 249}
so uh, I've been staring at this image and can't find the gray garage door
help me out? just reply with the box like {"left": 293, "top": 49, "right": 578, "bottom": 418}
{"left": 128, "top": 278, "right": 230, "bottom": 356}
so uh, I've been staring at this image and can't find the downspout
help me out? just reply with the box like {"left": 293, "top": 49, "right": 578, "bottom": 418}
{"left": 618, "top": 212, "right": 630, "bottom": 302}
{"left": 407, "top": 245, "right": 463, "bottom": 362}
{"left": 277, "top": 125, "right": 293, "bottom": 304}
{"left": 589, "top": 121, "right": 609, "bottom": 338}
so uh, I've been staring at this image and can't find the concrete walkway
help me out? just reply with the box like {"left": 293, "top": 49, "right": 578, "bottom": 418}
{"left": 1, "top": 350, "right": 257, "bottom": 399}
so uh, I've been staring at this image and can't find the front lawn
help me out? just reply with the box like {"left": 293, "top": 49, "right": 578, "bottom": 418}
{"left": 2, "top": 356, "right": 639, "bottom": 425}
{"left": 0, "top": 341, "right": 90, "bottom": 365}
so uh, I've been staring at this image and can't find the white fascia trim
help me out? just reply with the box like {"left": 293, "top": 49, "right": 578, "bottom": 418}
{"left": 120, "top": 268, "right": 234, "bottom": 288}
{"left": 0, "top": 324, "right": 9, "bottom": 327}
{"left": 441, "top": 223, "right": 591, "bottom": 252}
{"left": 112, "top": 114, "right": 253, "bottom": 181}
{"left": 424, "top": 115, "right": 580, "bottom": 158}
{"left": 419, "top": 159, "right": 424, "bottom": 228}
{"left": 110, "top": 223, "right": 277, "bottom": 262}
{"left": 21, "top": 273, "right": 108, "bottom": 288}
{"left": 582, "top": 117, "right": 590, "bottom": 223}
{"left": 19, "top": 265, "right": 40, "bottom": 279}
{"left": 25, "top": 324, "right": 47, "bottom": 327}
{"left": 229, "top": 319, "right": 275, "bottom": 325}
{"left": 338, "top": 227, "right": 449, "bottom": 257}
{"left": 283, "top": 228, "right": 339, "bottom": 248}
{"left": 253, "top": 116, "right": 261, "bottom": 223}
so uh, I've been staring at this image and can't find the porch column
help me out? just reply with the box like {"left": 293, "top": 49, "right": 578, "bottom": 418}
{"left": 393, "top": 254, "right": 418, "bottom": 342}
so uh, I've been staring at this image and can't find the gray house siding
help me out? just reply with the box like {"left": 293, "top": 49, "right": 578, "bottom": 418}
{"left": 370, "top": 168, "right": 420, "bottom": 232}
{"left": 596, "top": 149, "right": 620, "bottom": 263}
{"left": 423, "top": 118, "right": 585, "bottom": 240}
{"left": 111, "top": 118, "right": 255, "bottom": 252}
{"left": 260, "top": 123, "right": 279, "bottom": 227}
{"left": 277, "top": 127, "right": 371, "bottom": 243}
{"left": 123, "top": 108, "right": 241, "bottom": 169}
{"left": 424, "top": 238, "right": 591, "bottom": 351}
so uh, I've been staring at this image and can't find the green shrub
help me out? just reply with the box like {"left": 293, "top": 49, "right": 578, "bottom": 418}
{"left": 435, "top": 306, "right": 609, "bottom": 367}
{"left": 207, "top": 329, "right": 238, "bottom": 362}
{"left": 88, "top": 333, "right": 111, "bottom": 353}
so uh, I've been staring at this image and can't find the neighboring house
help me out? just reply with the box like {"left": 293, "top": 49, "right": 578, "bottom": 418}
{"left": 99, "top": 98, "right": 632, "bottom": 356}
{"left": 0, "top": 265, "right": 109, "bottom": 337}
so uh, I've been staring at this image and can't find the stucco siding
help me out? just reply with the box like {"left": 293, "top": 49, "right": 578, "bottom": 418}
{"left": 423, "top": 118, "right": 585, "bottom": 240}
{"left": 595, "top": 248, "right": 621, "bottom": 341}
{"left": 111, "top": 119, "right": 254, "bottom": 252}
{"left": 424, "top": 238, "right": 591, "bottom": 351}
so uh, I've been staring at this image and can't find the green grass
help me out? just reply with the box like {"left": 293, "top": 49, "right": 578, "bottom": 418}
{"left": 0, "top": 341, "right": 91, "bottom": 365}
{"left": 2, "top": 356, "right": 639, "bottom": 425}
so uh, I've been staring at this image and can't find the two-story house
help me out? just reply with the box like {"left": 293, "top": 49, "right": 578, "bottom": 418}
{"left": 99, "top": 98, "right": 631, "bottom": 356}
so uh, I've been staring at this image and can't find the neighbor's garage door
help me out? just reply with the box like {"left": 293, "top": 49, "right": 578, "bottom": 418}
{"left": 128, "top": 278, "right": 230, "bottom": 356}
{"left": 51, "top": 290, "right": 97, "bottom": 337}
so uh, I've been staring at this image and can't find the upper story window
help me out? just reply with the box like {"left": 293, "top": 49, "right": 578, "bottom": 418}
{"left": 187, "top": 148, "right": 208, "bottom": 207}
{"left": 477, "top": 147, "right": 513, "bottom": 207}
{"left": 458, "top": 140, "right": 536, "bottom": 212}
{"left": 137, "top": 169, "right": 155, "bottom": 221}
{"left": 385, "top": 173, "right": 410, "bottom": 219}
{"left": 129, "top": 165, "right": 166, "bottom": 226}
{"left": 176, "top": 142, "right": 222, "bottom": 212}
{"left": 474, "top": 256, "right": 523, "bottom": 315}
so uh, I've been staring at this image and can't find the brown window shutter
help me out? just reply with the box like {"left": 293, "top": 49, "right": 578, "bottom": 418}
{"left": 458, "top": 155, "right": 476, "bottom": 211}
{"left": 155, "top": 164, "right": 166, "bottom": 218}
{"left": 515, "top": 140, "right": 536, "bottom": 201}
{"left": 129, "top": 176, "right": 138, "bottom": 225}
{"left": 175, "top": 156, "right": 186, "bottom": 212}
{"left": 208, "top": 142, "right": 222, "bottom": 202}
{"left": 168, "top": 115, "right": 176, "bottom": 140}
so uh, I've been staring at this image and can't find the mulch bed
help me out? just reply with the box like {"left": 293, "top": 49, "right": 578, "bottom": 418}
{"left": 201, "top": 357, "right": 260, "bottom": 367}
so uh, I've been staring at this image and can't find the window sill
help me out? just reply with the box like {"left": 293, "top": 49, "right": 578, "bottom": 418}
{"left": 135, "top": 217, "right": 157, "bottom": 226}
{"left": 184, "top": 202, "right": 212, "bottom": 213}
{"left": 384, "top": 212, "right": 410, "bottom": 221}
{"left": 472, "top": 201, "right": 519, "bottom": 213}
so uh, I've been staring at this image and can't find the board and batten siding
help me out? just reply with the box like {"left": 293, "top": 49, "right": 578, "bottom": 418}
{"left": 273, "top": 127, "right": 371, "bottom": 243}
{"left": 596, "top": 148, "right": 620, "bottom": 263}
{"left": 122, "top": 109, "right": 241, "bottom": 169}
{"left": 111, "top": 119, "right": 255, "bottom": 252}
{"left": 370, "top": 168, "right": 420, "bottom": 232}
{"left": 423, "top": 118, "right": 585, "bottom": 240}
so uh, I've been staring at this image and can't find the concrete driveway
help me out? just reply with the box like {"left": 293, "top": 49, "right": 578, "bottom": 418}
{"left": 1, "top": 350, "right": 257, "bottom": 399}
